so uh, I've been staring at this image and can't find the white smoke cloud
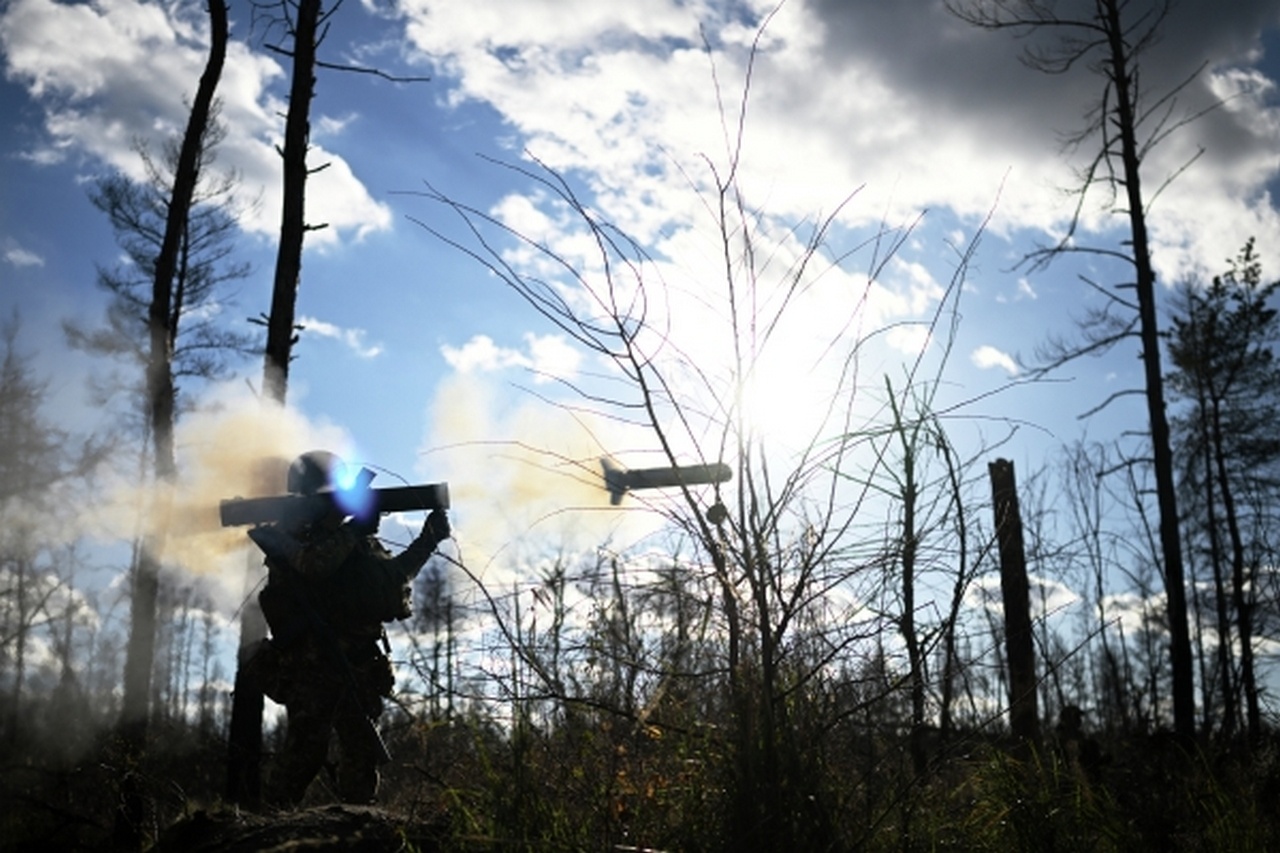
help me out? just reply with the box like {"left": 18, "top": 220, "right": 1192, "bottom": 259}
{"left": 81, "top": 380, "right": 358, "bottom": 612}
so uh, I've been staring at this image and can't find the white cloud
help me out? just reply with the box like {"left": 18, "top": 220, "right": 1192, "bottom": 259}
{"left": 315, "top": 112, "right": 358, "bottom": 138}
{"left": 1031, "top": 575, "right": 1081, "bottom": 617}
{"left": 441, "top": 334, "right": 527, "bottom": 373}
{"left": 441, "top": 333, "right": 581, "bottom": 384}
{"left": 971, "top": 344, "right": 1018, "bottom": 376}
{"left": 523, "top": 333, "right": 582, "bottom": 383}
{"left": 1101, "top": 590, "right": 1167, "bottom": 638}
{"left": 393, "top": 0, "right": 1280, "bottom": 289}
{"left": 965, "top": 573, "right": 1080, "bottom": 619}
{"left": 298, "top": 315, "right": 384, "bottom": 359}
{"left": 390, "top": 1, "right": 1034, "bottom": 434}
{"left": 397, "top": 0, "right": 1049, "bottom": 235}
{"left": 4, "top": 245, "right": 44, "bottom": 267}
{"left": 1002, "top": 277, "right": 1037, "bottom": 302}
{"left": 884, "top": 323, "right": 932, "bottom": 358}
{"left": 0, "top": 0, "right": 391, "bottom": 248}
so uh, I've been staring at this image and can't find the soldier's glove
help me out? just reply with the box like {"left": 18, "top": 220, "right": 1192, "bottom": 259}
{"left": 424, "top": 510, "right": 451, "bottom": 547}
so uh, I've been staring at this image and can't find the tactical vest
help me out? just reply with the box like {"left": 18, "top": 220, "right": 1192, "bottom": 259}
{"left": 260, "top": 535, "right": 411, "bottom": 649}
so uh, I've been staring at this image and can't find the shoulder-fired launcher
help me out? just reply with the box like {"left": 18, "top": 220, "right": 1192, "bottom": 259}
{"left": 220, "top": 476, "right": 450, "bottom": 528}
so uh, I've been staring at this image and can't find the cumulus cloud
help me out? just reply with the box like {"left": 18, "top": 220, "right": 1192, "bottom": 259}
{"left": 0, "top": 0, "right": 391, "bottom": 247}
{"left": 971, "top": 344, "right": 1019, "bottom": 376}
{"left": 298, "top": 315, "right": 384, "bottom": 359}
{"left": 1101, "top": 590, "right": 1168, "bottom": 638}
{"left": 443, "top": 334, "right": 519, "bottom": 372}
{"left": 441, "top": 332, "right": 581, "bottom": 384}
{"left": 966, "top": 573, "right": 1081, "bottom": 619}
{"left": 996, "top": 277, "right": 1038, "bottom": 304}
{"left": 315, "top": 112, "right": 358, "bottom": 139}
{"left": 392, "top": 0, "right": 1280, "bottom": 284}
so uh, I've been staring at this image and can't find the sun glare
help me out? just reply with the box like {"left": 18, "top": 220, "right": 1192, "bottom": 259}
{"left": 736, "top": 346, "right": 848, "bottom": 455}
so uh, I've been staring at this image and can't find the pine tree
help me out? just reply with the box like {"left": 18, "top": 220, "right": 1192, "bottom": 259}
{"left": 1167, "top": 239, "right": 1280, "bottom": 743}
{"left": 68, "top": 115, "right": 254, "bottom": 413}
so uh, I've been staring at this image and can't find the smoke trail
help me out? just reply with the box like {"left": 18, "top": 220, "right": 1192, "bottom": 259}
{"left": 418, "top": 372, "right": 661, "bottom": 585}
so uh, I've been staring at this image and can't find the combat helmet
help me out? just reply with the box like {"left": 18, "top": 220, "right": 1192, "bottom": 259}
{"left": 286, "top": 450, "right": 343, "bottom": 496}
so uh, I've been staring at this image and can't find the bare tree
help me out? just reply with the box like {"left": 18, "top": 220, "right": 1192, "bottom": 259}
{"left": 0, "top": 316, "right": 107, "bottom": 744}
{"left": 99, "top": 0, "right": 230, "bottom": 843}
{"left": 949, "top": 0, "right": 1208, "bottom": 739}
{"left": 256, "top": 0, "right": 326, "bottom": 403}
{"left": 1061, "top": 440, "right": 1134, "bottom": 733}
{"left": 0, "top": 318, "right": 99, "bottom": 505}
{"left": 413, "top": 94, "right": 1001, "bottom": 853}
{"left": 989, "top": 458, "right": 1040, "bottom": 748}
{"left": 874, "top": 369, "right": 999, "bottom": 773}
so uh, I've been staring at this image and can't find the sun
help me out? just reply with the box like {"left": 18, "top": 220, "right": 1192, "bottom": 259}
{"left": 735, "top": 342, "right": 854, "bottom": 457}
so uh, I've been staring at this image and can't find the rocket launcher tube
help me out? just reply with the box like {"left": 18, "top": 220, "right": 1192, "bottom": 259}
{"left": 220, "top": 481, "right": 450, "bottom": 527}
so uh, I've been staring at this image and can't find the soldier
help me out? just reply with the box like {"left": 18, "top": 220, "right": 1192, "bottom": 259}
{"left": 1054, "top": 704, "right": 1104, "bottom": 781}
{"left": 247, "top": 450, "right": 451, "bottom": 808}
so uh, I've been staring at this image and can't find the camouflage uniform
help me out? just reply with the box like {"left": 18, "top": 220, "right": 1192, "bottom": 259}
{"left": 258, "top": 513, "right": 446, "bottom": 807}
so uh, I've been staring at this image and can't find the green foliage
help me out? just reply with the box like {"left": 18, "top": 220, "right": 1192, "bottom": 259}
{"left": 7, "top": 699, "right": 1279, "bottom": 852}
{"left": 362, "top": 710, "right": 1280, "bottom": 853}
{"left": 915, "top": 746, "right": 1127, "bottom": 852}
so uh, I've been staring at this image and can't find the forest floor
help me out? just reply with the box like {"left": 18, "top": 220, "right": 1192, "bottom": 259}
{"left": 150, "top": 803, "right": 451, "bottom": 852}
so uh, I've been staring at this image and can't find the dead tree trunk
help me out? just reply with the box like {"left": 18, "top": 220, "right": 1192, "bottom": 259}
{"left": 989, "top": 458, "right": 1039, "bottom": 750}
{"left": 226, "top": 0, "right": 323, "bottom": 809}
{"left": 1098, "top": 0, "right": 1196, "bottom": 740}
{"left": 262, "top": 0, "right": 322, "bottom": 404}
{"left": 950, "top": 0, "right": 1198, "bottom": 742}
{"left": 115, "top": 0, "right": 228, "bottom": 845}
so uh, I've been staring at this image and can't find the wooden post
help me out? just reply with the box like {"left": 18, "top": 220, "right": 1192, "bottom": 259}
{"left": 989, "top": 458, "right": 1040, "bottom": 749}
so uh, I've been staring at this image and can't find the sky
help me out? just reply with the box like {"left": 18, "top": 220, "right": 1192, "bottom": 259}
{"left": 4, "top": 0, "right": 1280, "bottom": 640}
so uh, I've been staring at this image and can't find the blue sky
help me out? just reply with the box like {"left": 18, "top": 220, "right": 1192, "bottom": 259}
{"left": 4, "top": 0, "right": 1280, "bottom": 625}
